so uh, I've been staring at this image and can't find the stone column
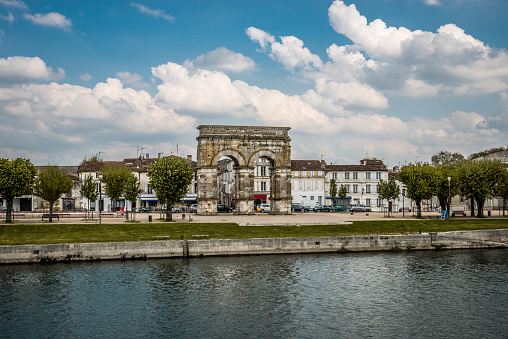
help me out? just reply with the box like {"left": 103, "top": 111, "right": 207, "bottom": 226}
{"left": 234, "top": 166, "right": 255, "bottom": 214}
{"left": 197, "top": 167, "right": 218, "bottom": 215}
{"left": 269, "top": 167, "right": 292, "bottom": 215}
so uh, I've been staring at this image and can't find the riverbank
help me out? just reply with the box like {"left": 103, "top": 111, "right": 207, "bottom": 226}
{"left": 1, "top": 229, "right": 507, "bottom": 264}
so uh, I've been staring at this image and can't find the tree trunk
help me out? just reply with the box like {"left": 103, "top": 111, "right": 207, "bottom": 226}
{"left": 416, "top": 199, "right": 422, "bottom": 218}
{"left": 49, "top": 201, "right": 54, "bottom": 222}
{"left": 476, "top": 198, "right": 485, "bottom": 218}
{"left": 470, "top": 197, "right": 475, "bottom": 217}
{"left": 6, "top": 198, "right": 13, "bottom": 223}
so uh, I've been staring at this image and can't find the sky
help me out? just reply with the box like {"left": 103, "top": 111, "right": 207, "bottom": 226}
{"left": 1, "top": 0, "right": 507, "bottom": 168}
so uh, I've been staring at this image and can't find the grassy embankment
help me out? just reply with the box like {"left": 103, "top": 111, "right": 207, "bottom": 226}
{"left": 1, "top": 219, "right": 507, "bottom": 246}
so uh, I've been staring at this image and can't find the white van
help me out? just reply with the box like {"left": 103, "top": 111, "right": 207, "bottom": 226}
{"left": 301, "top": 200, "right": 321, "bottom": 211}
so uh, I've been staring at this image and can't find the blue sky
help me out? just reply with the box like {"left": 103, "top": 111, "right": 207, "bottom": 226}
{"left": 1, "top": 0, "right": 507, "bottom": 167}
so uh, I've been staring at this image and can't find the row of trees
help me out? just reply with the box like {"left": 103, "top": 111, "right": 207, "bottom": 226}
{"left": 0, "top": 156, "right": 194, "bottom": 223}
{"left": 0, "top": 159, "right": 73, "bottom": 223}
{"left": 398, "top": 155, "right": 508, "bottom": 218}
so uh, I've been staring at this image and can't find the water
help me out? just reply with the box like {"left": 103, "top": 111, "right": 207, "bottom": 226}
{"left": 1, "top": 249, "right": 507, "bottom": 338}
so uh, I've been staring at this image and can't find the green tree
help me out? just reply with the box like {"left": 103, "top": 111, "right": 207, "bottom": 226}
{"left": 434, "top": 165, "right": 460, "bottom": 212}
{"left": 398, "top": 163, "right": 439, "bottom": 218}
{"left": 80, "top": 174, "right": 98, "bottom": 219}
{"left": 329, "top": 179, "right": 337, "bottom": 210}
{"left": 100, "top": 166, "right": 133, "bottom": 212}
{"left": 34, "top": 165, "right": 73, "bottom": 222}
{"left": 148, "top": 156, "right": 194, "bottom": 221}
{"left": 123, "top": 173, "right": 142, "bottom": 221}
{"left": 377, "top": 177, "right": 401, "bottom": 216}
{"left": 457, "top": 159, "right": 507, "bottom": 218}
{"left": 337, "top": 184, "right": 348, "bottom": 210}
{"left": 0, "top": 158, "right": 37, "bottom": 223}
{"left": 431, "top": 151, "right": 465, "bottom": 166}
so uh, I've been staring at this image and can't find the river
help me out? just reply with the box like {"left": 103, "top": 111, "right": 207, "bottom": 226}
{"left": 1, "top": 249, "right": 507, "bottom": 338}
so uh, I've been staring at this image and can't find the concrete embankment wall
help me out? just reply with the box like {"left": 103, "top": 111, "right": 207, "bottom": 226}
{"left": 1, "top": 229, "right": 507, "bottom": 264}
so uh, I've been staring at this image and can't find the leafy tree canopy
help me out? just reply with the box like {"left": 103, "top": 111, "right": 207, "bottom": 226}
{"left": 377, "top": 177, "right": 401, "bottom": 203}
{"left": 457, "top": 159, "right": 507, "bottom": 217}
{"left": 0, "top": 158, "right": 37, "bottom": 222}
{"left": 431, "top": 150, "right": 465, "bottom": 166}
{"left": 398, "top": 163, "right": 439, "bottom": 217}
{"left": 100, "top": 166, "right": 134, "bottom": 211}
{"left": 468, "top": 147, "right": 507, "bottom": 160}
{"left": 329, "top": 179, "right": 337, "bottom": 204}
{"left": 148, "top": 156, "right": 194, "bottom": 221}
{"left": 34, "top": 165, "right": 73, "bottom": 221}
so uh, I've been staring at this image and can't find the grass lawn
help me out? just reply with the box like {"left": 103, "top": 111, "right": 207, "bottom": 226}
{"left": 1, "top": 219, "right": 507, "bottom": 246}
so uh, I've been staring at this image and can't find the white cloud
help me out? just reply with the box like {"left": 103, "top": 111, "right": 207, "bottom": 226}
{"left": 246, "top": 26, "right": 275, "bottom": 50}
{"left": 153, "top": 62, "right": 247, "bottom": 114}
{"left": 0, "top": 11, "right": 14, "bottom": 24}
{"left": 424, "top": 0, "right": 441, "bottom": 5}
{"left": 0, "top": 0, "right": 27, "bottom": 10}
{"left": 115, "top": 71, "right": 150, "bottom": 89}
{"left": 0, "top": 56, "right": 65, "bottom": 85}
{"left": 79, "top": 73, "right": 92, "bottom": 81}
{"left": 184, "top": 47, "right": 255, "bottom": 73}
{"left": 130, "top": 2, "right": 174, "bottom": 22}
{"left": 23, "top": 12, "right": 72, "bottom": 31}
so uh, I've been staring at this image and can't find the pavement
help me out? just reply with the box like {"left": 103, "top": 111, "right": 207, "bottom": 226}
{"left": 4, "top": 210, "right": 452, "bottom": 225}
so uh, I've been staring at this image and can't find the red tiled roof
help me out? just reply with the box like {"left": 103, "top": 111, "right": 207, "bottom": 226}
{"left": 291, "top": 160, "right": 323, "bottom": 170}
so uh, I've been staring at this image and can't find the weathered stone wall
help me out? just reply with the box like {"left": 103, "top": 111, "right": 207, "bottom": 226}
{"left": 1, "top": 229, "right": 507, "bottom": 264}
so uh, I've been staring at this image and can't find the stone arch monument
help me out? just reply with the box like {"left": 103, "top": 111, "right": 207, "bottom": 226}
{"left": 196, "top": 125, "right": 292, "bottom": 215}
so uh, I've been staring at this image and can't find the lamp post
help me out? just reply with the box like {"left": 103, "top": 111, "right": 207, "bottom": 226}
{"left": 402, "top": 188, "right": 406, "bottom": 217}
{"left": 99, "top": 174, "right": 103, "bottom": 225}
{"left": 447, "top": 176, "right": 451, "bottom": 218}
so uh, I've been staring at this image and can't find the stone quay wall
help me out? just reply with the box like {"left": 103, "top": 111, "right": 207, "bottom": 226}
{"left": 1, "top": 229, "right": 507, "bottom": 264}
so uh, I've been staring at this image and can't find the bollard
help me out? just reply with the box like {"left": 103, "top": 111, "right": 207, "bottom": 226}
{"left": 148, "top": 215, "right": 152, "bottom": 222}
{"left": 182, "top": 213, "right": 186, "bottom": 219}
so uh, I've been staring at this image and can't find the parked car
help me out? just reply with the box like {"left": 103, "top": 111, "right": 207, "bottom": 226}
{"left": 301, "top": 200, "right": 320, "bottom": 211}
{"left": 333, "top": 205, "right": 350, "bottom": 212}
{"left": 257, "top": 204, "right": 270, "bottom": 212}
{"left": 189, "top": 204, "right": 197, "bottom": 213}
{"left": 313, "top": 204, "right": 332, "bottom": 212}
{"left": 161, "top": 205, "right": 181, "bottom": 213}
{"left": 217, "top": 204, "right": 232, "bottom": 213}
{"left": 138, "top": 207, "right": 150, "bottom": 213}
{"left": 351, "top": 204, "right": 371, "bottom": 212}
{"left": 291, "top": 203, "right": 304, "bottom": 212}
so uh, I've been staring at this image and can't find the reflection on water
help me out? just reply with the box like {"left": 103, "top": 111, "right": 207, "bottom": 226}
{"left": 1, "top": 249, "right": 507, "bottom": 338}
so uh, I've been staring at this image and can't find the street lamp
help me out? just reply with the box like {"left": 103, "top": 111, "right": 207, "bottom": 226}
{"left": 447, "top": 176, "right": 451, "bottom": 219}
{"left": 402, "top": 188, "right": 406, "bottom": 217}
{"left": 99, "top": 174, "right": 103, "bottom": 224}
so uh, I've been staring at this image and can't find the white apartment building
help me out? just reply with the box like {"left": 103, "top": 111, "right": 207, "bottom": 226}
{"left": 325, "top": 159, "right": 389, "bottom": 211}
{"left": 291, "top": 160, "right": 326, "bottom": 205}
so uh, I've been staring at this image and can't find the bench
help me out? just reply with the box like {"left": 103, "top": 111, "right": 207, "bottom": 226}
{"left": 152, "top": 236, "right": 171, "bottom": 240}
{"left": 451, "top": 210, "right": 466, "bottom": 217}
{"left": 191, "top": 235, "right": 209, "bottom": 239}
{"left": 42, "top": 214, "right": 59, "bottom": 221}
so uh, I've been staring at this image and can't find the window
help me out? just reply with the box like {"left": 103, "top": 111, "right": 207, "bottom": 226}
{"left": 366, "top": 198, "right": 371, "bottom": 206}
{"left": 377, "top": 198, "right": 381, "bottom": 207}
{"left": 345, "top": 172, "right": 350, "bottom": 180}
{"left": 311, "top": 171, "right": 315, "bottom": 176}
{"left": 302, "top": 171, "right": 307, "bottom": 176}
{"left": 294, "top": 171, "right": 299, "bottom": 177}
{"left": 260, "top": 167, "right": 266, "bottom": 176}
{"left": 345, "top": 184, "right": 350, "bottom": 193}
{"left": 353, "top": 184, "right": 358, "bottom": 193}
{"left": 376, "top": 172, "right": 381, "bottom": 180}
{"left": 261, "top": 182, "right": 267, "bottom": 191}
{"left": 353, "top": 172, "right": 358, "bottom": 180}
{"left": 318, "top": 171, "right": 322, "bottom": 176}
{"left": 366, "top": 184, "right": 371, "bottom": 193}
{"left": 366, "top": 172, "right": 371, "bottom": 180}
